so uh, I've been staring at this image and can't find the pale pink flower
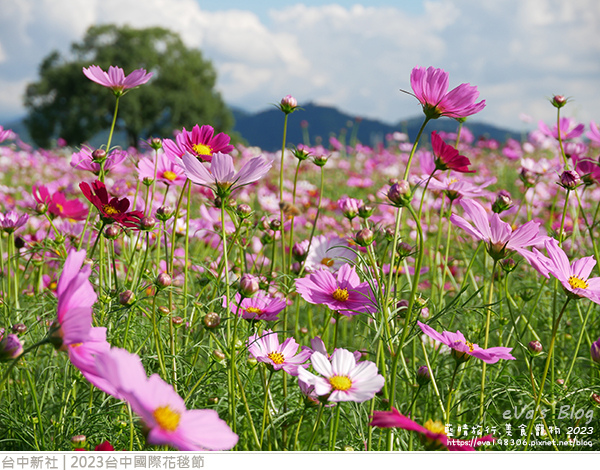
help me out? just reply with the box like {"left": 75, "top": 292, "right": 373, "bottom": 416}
{"left": 83, "top": 65, "right": 152, "bottom": 96}
{"left": 247, "top": 330, "right": 311, "bottom": 376}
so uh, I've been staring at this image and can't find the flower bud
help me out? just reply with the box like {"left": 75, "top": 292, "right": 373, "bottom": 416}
{"left": 142, "top": 177, "right": 154, "bottom": 187}
{"left": 269, "top": 219, "right": 282, "bottom": 232}
{"left": 592, "top": 393, "right": 600, "bottom": 406}
{"left": 91, "top": 149, "right": 107, "bottom": 163}
{"left": 396, "top": 241, "right": 413, "bottom": 260}
{"left": 492, "top": 190, "right": 512, "bottom": 213}
{"left": 355, "top": 228, "right": 374, "bottom": 247}
{"left": 104, "top": 225, "right": 120, "bottom": 240}
{"left": 0, "top": 334, "right": 23, "bottom": 362}
{"left": 149, "top": 137, "right": 163, "bottom": 150}
{"left": 119, "top": 290, "right": 135, "bottom": 306}
{"left": 35, "top": 203, "right": 48, "bottom": 215}
{"left": 213, "top": 349, "right": 226, "bottom": 361}
{"left": 500, "top": 258, "right": 517, "bottom": 273}
{"left": 158, "top": 306, "right": 170, "bottom": 316}
{"left": 240, "top": 274, "right": 259, "bottom": 298}
{"left": 280, "top": 95, "right": 298, "bottom": 114}
{"left": 171, "top": 316, "right": 184, "bottom": 328}
{"left": 591, "top": 337, "right": 600, "bottom": 363}
{"left": 357, "top": 204, "right": 374, "bottom": 219}
{"left": 293, "top": 147, "right": 310, "bottom": 161}
{"left": 292, "top": 240, "right": 309, "bottom": 262}
{"left": 396, "top": 299, "right": 409, "bottom": 319}
{"left": 528, "top": 340, "right": 543, "bottom": 355}
{"left": 139, "top": 215, "right": 157, "bottom": 231}
{"left": 156, "top": 272, "right": 172, "bottom": 289}
{"left": 416, "top": 365, "right": 431, "bottom": 386}
{"left": 387, "top": 181, "right": 412, "bottom": 207}
{"left": 156, "top": 205, "right": 174, "bottom": 221}
{"left": 551, "top": 95, "right": 567, "bottom": 108}
{"left": 71, "top": 435, "right": 87, "bottom": 447}
{"left": 11, "top": 323, "right": 27, "bottom": 335}
{"left": 313, "top": 155, "right": 328, "bottom": 167}
{"left": 203, "top": 312, "right": 221, "bottom": 329}
{"left": 519, "top": 168, "right": 536, "bottom": 188}
{"left": 237, "top": 203, "right": 253, "bottom": 219}
{"left": 559, "top": 170, "right": 581, "bottom": 191}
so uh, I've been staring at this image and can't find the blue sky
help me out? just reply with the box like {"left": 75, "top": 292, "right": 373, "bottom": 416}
{"left": 0, "top": 0, "right": 598, "bottom": 132}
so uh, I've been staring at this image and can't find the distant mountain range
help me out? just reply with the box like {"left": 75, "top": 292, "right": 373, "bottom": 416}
{"left": 232, "top": 102, "right": 522, "bottom": 151}
{"left": 2, "top": 102, "right": 521, "bottom": 150}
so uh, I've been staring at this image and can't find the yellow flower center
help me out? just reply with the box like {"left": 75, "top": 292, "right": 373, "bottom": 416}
{"left": 332, "top": 288, "right": 349, "bottom": 302}
{"left": 448, "top": 178, "right": 458, "bottom": 185}
{"left": 103, "top": 204, "right": 120, "bottom": 216}
{"left": 48, "top": 281, "right": 57, "bottom": 291}
{"left": 569, "top": 275, "right": 588, "bottom": 290}
{"left": 246, "top": 306, "right": 262, "bottom": 315}
{"left": 268, "top": 351, "right": 285, "bottom": 364}
{"left": 423, "top": 419, "right": 446, "bottom": 435}
{"left": 192, "top": 143, "right": 213, "bottom": 156}
{"left": 162, "top": 170, "right": 177, "bottom": 181}
{"left": 153, "top": 405, "right": 181, "bottom": 432}
{"left": 55, "top": 203, "right": 64, "bottom": 214}
{"left": 329, "top": 375, "right": 352, "bottom": 391}
{"left": 320, "top": 257, "right": 334, "bottom": 267}
{"left": 69, "top": 343, "right": 83, "bottom": 348}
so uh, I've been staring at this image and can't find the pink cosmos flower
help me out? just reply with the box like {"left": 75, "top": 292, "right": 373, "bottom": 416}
{"left": 538, "top": 117, "right": 585, "bottom": 141}
{"left": 418, "top": 321, "right": 515, "bottom": 364}
{"left": 182, "top": 151, "right": 272, "bottom": 198}
{"left": 531, "top": 238, "right": 600, "bottom": 303}
{"left": 0, "top": 211, "right": 29, "bottom": 233}
{"left": 430, "top": 131, "right": 474, "bottom": 173}
{"left": 224, "top": 291, "right": 287, "bottom": 321}
{"left": 49, "top": 250, "right": 97, "bottom": 350}
{"left": 297, "top": 348, "right": 384, "bottom": 402}
{"left": 337, "top": 196, "right": 363, "bottom": 219}
{"left": 71, "top": 147, "right": 128, "bottom": 174}
{"left": 83, "top": 65, "right": 153, "bottom": 96}
{"left": 426, "top": 176, "right": 495, "bottom": 201}
{"left": 0, "top": 125, "right": 16, "bottom": 143}
{"left": 303, "top": 235, "right": 357, "bottom": 272}
{"left": 137, "top": 150, "right": 186, "bottom": 186}
{"left": 67, "top": 327, "right": 115, "bottom": 396}
{"left": 32, "top": 185, "right": 88, "bottom": 220}
{"left": 247, "top": 330, "right": 311, "bottom": 376}
{"left": 587, "top": 121, "right": 600, "bottom": 145}
{"left": 409, "top": 66, "right": 486, "bottom": 119}
{"left": 369, "top": 408, "right": 495, "bottom": 451}
{"left": 94, "top": 347, "right": 238, "bottom": 451}
{"left": 450, "top": 198, "right": 548, "bottom": 262}
{"left": 163, "top": 125, "right": 234, "bottom": 163}
{"left": 295, "top": 263, "right": 377, "bottom": 316}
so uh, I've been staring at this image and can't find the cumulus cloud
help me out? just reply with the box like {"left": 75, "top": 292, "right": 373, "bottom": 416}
{"left": 0, "top": 0, "right": 598, "bottom": 131}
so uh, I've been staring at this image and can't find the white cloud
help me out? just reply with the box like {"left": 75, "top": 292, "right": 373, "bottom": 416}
{"left": 0, "top": 0, "right": 598, "bottom": 132}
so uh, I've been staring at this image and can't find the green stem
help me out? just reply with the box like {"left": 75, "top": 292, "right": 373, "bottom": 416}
{"left": 479, "top": 259, "right": 498, "bottom": 423}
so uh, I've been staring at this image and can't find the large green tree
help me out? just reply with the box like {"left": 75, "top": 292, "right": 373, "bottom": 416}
{"left": 24, "top": 24, "right": 233, "bottom": 148}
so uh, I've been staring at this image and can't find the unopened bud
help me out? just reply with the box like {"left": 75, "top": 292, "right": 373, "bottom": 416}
{"left": 269, "top": 219, "right": 282, "bottom": 231}
{"left": 492, "top": 190, "right": 513, "bottom": 213}
{"left": 158, "top": 306, "right": 170, "bottom": 316}
{"left": 71, "top": 435, "right": 86, "bottom": 446}
{"left": 355, "top": 228, "right": 374, "bottom": 247}
{"left": 387, "top": 181, "right": 412, "bottom": 207}
{"left": 280, "top": 95, "right": 298, "bottom": 114}
{"left": 239, "top": 274, "right": 259, "bottom": 298}
{"left": 416, "top": 365, "right": 431, "bottom": 386}
{"left": 203, "top": 312, "right": 221, "bottom": 329}
{"left": 358, "top": 204, "right": 374, "bottom": 219}
{"left": 119, "top": 290, "right": 135, "bottom": 306}
{"left": 0, "top": 334, "right": 23, "bottom": 362}
{"left": 293, "top": 147, "right": 310, "bottom": 161}
{"left": 156, "top": 205, "right": 174, "bottom": 221}
{"left": 519, "top": 168, "right": 536, "bottom": 188}
{"left": 156, "top": 273, "right": 172, "bottom": 289}
{"left": 559, "top": 170, "right": 581, "bottom": 191}
{"left": 11, "top": 323, "right": 27, "bottom": 335}
{"left": 213, "top": 349, "right": 226, "bottom": 361}
{"left": 104, "top": 225, "right": 120, "bottom": 240}
{"left": 313, "top": 155, "right": 328, "bottom": 167}
{"left": 35, "top": 203, "right": 48, "bottom": 215}
{"left": 237, "top": 203, "right": 253, "bottom": 218}
{"left": 591, "top": 337, "right": 600, "bottom": 363}
{"left": 149, "top": 137, "right": 162, "bottom": 150}
{"left": 171, "top": 316, "right": 184, "bottom": 328}
{"left": 551, "top": 95, "right": 567, "bottom": 108}
{"left": 91, "top": 149, "right": 107, "bottom": 163}
{"left": 528, "top": 340, "right": 543, "bottom": 355}
{"left": 139, "top": 216, "right": 157, "bottom": 231}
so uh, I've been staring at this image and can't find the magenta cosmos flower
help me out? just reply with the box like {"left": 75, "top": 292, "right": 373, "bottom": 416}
{"left": 49, "top": 250, "right": 97, "bottom": 350}
{"left": 450, "top": 198, "right": 547, "bottom": 262}
{"left": 538, "top": 117, "right": 585, "bottom": 141}
{"left": 295, "top": 263, "right": 377, "bottom": 316}
{"left": 297, "top": 348, "right": 384, "bottom": 403}
{"left": 431, "top": 131, "right": 474, "bottom": 173}
{"left": 247, "top": 330, "right": 311, "bottom": 376}
{"left": 370, "top": 408, "right": 495, "bottom": 451}
{"left": 418, "top": 321, "right": 515, "bottom": 364}
{"left": 71, "top": 147, "right": 127, "bottom": 175}
{"left": 80, "top": 180, "right": 143, "bottom": 228}
{"left": 137, "top": 150, "right": 186, "bottom": 186}
{"left": 532, "top": 238, "right": 600, "bottom": 303}
{"left": 163, "top": 124, "right": 234, "bottom": 163}
{"left": 224, "top": 291, "right": 287, "bottom": 321}
{"left": 182, "top": 151, "right": 272, "bottom": 198}
{"left": 94, "top": 347, "right": 238, "bottom": 451}
{"left": 409, "top": 66, "right": 486, "bottom": 119}
{"left": 83, "top": 65, "right": 152, "bottom": 96}
{"left": 32, "top": 185, "right": 88, "bottom": 220}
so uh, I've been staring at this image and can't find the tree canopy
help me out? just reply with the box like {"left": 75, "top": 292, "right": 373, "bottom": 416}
{"left": 24, "top": 24, "right": 233, "bottom": 148}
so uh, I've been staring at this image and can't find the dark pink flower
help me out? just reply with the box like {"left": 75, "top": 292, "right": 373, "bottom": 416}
{"left": 83, "top": 65, "right": 152, "bottom": 96}
{"left": 370, "top": 408, "right": 495, "bottom": 451}
{"left": 418, "top": 321, "right": 515, "bottom": 364}
{"left": 163, "top": 125, "right": 234, "bottom": 163}
{"left": 409, "top": 66, "right": 485, "bottom": 119}
{"left": 32, "top": 185, "right": 88, "bottom": 220}
{"left": 430, "top": 131, "right": 474, "bottom": 173}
